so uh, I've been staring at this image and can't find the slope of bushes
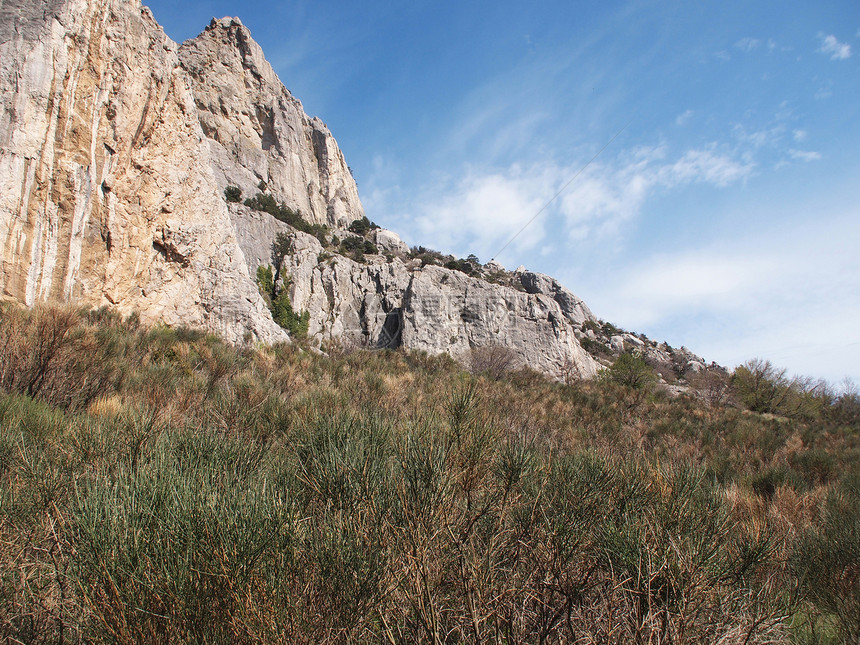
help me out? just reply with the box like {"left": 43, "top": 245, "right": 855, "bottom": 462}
{"left": 0, "top": 303, "right": 857, "bottom": 643}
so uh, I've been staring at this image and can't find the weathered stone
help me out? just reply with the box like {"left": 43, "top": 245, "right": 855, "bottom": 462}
{"left": 373, "top": 228, "right": 410, "bottom": 255}
{"left": 0, "top": 0, "right": 608, "bottom": 380}
{"left": 518, "top": 271, "right": 596, "bottom": 325}
{"left": 231, "top": 207, "right": 600, "bottom": 378}
{"left": 623, "top": 333, "right": 645, "bottom": 348}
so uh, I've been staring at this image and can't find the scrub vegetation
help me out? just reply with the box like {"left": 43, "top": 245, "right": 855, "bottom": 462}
{"left": 0, "top": 303, "right": 857, "bottom": 643}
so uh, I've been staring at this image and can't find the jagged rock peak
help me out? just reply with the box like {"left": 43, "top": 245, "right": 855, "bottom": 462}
{"left": 178, "top": 16, "right": 364, "bottom": 229}
{"left": 518, "top": 271, "right": 595, "bottom": 326}
{"left": 212, "top": 16, "right": 243, "bottom": 28}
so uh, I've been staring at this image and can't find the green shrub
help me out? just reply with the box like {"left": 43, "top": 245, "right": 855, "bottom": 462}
{"left": 256, "top": 265, "right": 274, "bottom": 304}
{"left": 340, "top": 235, "right": 371, "bottom": 262}
{"left": 409, "top": 245, "right": 446, "bottom": 266}
{"left": 604, "top": 351, "right": 656, "bottom": 389}
{"left": 271, "top": 291, "right": 309, "bottom": 338}
{"left": 348, "top": 216, "right": 372, "bottom": 236}
{"left": 793, "top": 477, "right": 860, "bottom": 643}
{"left": 0, "top": 302, "right": 856, "bottom": 643}
{"left": 224, "top": 186, "right": 242, "bottom": 203}
{"left": 243, "top": 193, "right": 330, "bottom": 240}
{"left": 732, "top": 359, "right": 793, "bottom": 414}
{"left": 444, "top": 258, "right": 476, "bottom": 275}
{"left": 244, "top": 192, "right": 280, "bottom": 216}
{"left": 72, "top": 428, "right": 295, "bottom": 641}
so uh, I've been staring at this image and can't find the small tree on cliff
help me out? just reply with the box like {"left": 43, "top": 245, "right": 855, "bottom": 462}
{"left": 270, "top": 232, "right": 293, "bottom": 297}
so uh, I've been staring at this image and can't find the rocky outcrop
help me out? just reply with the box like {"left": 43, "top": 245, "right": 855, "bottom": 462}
{"left": 517, "top": 269, "right": 595, "bottom": 326}
{"left": 373, "top": 228, "right": 410, "bottom": 255}
{"left": 0, "top": 0, "right": 286, "bottom": 343}
{"left": 178, "top": 18, "right": 363, "bottom": 228}
{"left": 232, "top": 207, "right": 601, "bottom": 379}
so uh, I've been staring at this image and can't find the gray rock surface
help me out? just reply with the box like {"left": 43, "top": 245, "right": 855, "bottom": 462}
{"left": 232, "top": 207, "right": 601, "bottom": 379}
{"left": 517, "top": 271, "right": 596, "bottom": 325}
{"left": 373, "top": 228, "right": 410, "bottom": 255}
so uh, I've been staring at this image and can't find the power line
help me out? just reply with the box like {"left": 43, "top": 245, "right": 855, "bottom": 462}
{"left": 491, "top": 122, "right": 630, "bottom": 262}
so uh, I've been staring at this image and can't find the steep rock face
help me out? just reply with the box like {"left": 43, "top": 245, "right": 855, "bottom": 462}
{"left": 178, "top": 18, "right": 363, "bottom": 228}
{"left": 0, "top": 0, "right": 286, "bottom": 342}
{"left": 232, "top": 207, "right": 601, "bottom": 379}
{"left": 403, "top": 265, "right": 599, "bottom": 378}
{"left": 1, "top": 0, "right": 604, "bottom": 379}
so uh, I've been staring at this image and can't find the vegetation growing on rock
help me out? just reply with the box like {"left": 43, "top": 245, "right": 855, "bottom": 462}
{"left": 253, "top": 233, "right": 311, "bottom": 339}
{"left": 224, "top": 185, "right": 242, "bottom": 203}
{"left": 243, "top": 192, "right": 330, "bottom": 244}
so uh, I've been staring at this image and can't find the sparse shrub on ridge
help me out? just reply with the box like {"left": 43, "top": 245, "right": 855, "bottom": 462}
{"left": 347, "top": 216, "right": 376, "bottom": 236}
{"left": 339, "top": 235, "right": 377, "bottom": 262}
{"left": 243, "top": 192, "right": 329, "bottom": 242}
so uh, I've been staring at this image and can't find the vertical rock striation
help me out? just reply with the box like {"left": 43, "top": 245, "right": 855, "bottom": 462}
{"left": 0, "top": 0, "right": 285, "bottom": 342}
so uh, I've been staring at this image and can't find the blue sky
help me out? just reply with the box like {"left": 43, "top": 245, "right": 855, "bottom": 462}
{"left": 144, "top": 0, "right": 860, "bottom": 384}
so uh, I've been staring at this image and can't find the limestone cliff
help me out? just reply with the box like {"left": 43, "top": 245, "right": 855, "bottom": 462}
{"left": 0, "top": 0, "right": 610, "bottom": 380}
{"left": 231, "top": 207, "right": 601, "bottom": 379}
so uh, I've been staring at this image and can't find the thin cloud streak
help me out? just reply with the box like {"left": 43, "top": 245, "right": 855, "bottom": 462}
{"left": 787, "top": 149, "right": 822, "bottom": 162}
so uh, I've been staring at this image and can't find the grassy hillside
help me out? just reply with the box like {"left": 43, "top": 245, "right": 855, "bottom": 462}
{"left": 0, "top": 304, "right": 857, "bottom": 643}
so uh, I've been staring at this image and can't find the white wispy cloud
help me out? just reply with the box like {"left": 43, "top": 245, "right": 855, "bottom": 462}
{"left": 380, "top": 141, "right": 756, "bottom": 262}
{"left": 734, "top": 37, "right": 760, "bottom": 52}
{"left": 582, "top": 211, "right": 860, "bottom": 381}
{"left": 402, "top": 164, "right": 557, "bottom": 260}
{"left": 815, "top": 85, "right": 833, "bottom": 100}
{"left": 560, "top": 145, "right": 752, "bottom": 240}
{"left": 732, "top": 123, "right": 786, "bottom": 149}
{"left": 659, "top": 147, "right": 753, "bottom": 187}
{"left": 792, "top": 129, "right": 808, "bottom": 142}
{"left": 788, "top": 149, "right": 822, "bottom": 162}
{"left": 596, "top": 251, "right": 779, "bottom": 327}
{"left": 818, "top": 33, "right": 851, "bottom": 60}
{"left": 675, "top": 109, "right": 693, "bottom": 126}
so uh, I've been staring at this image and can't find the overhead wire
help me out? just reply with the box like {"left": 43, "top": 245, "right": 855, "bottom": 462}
{"left": 490, "top": 122, "right": 630, "bottom": 262}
